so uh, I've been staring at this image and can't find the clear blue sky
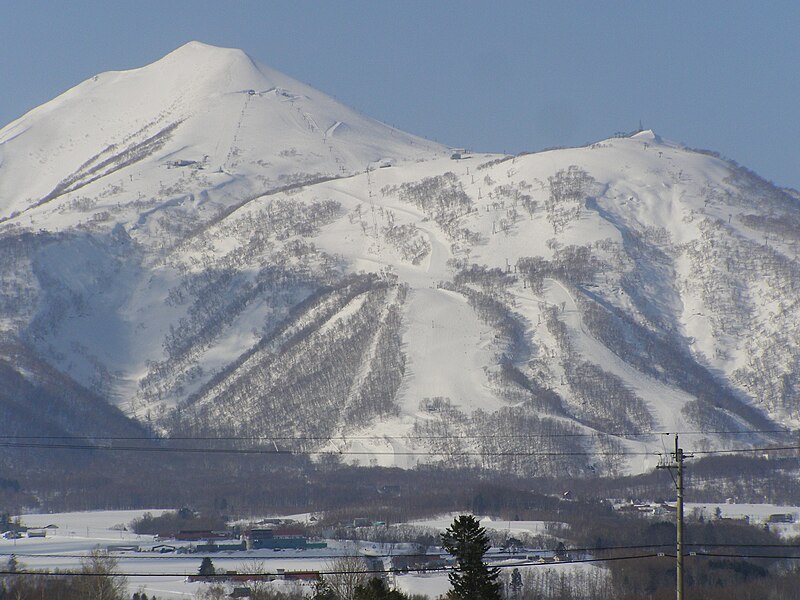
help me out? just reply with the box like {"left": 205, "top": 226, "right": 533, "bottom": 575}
{"left": 3, "top": 1, "right": 799, "bottom": 189}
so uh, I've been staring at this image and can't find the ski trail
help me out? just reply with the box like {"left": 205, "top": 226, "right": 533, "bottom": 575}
{"left": 223, "top": 92, "right": 251, "bottom": 170}
{"left": 542, "top": 279, "right": 692, "bottom": 433}
{"left": 339, "top": 286, "right": 399, "bottom": 428}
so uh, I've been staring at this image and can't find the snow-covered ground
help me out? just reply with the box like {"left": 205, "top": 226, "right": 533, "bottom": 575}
{"left": 11, "top": 506, "right": 796, "bottom": 597}
{"left": 686, "top": 502, "right": 800, "bottom": 539}
{"left": 1, "top": 509, "right": 620, "bottom": 598}
{"left": 4, "top": 509, "right": 337, "bottom": 598}
{"left": 409, "top": 513, "right": 555, "bottom": 538}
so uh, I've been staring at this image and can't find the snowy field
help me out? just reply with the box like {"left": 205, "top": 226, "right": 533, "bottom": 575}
{"left": 3, "top": 510, "right": 336, "bottom": 598}
{"left": 410, "top": 513, "right": 555, "bottom": 538}
{"left": 10, "top": 505, "right": 794, "bottom": 597}
{"left": 1, "top": 509, "right": 613, "bottom": 598}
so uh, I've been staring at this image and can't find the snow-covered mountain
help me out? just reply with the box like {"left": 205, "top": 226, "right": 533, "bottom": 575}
{"left": 2, "top": 42, "right": 798, "bottom": 476}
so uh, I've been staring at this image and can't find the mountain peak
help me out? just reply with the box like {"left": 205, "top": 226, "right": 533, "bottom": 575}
{"left": 173, "top": 40, "right": 243, "bottom": 54}
{"left": 631, "top": 129, "right": 661, "bottom": 143}
{"left": 144, "top": 41, "right": 263, "bottom": 90}
{"left": 0, "top": 41, "right": 445, "bottom": 220}
{"left": 162, "top": 40, "right": 253, "bottom": 67}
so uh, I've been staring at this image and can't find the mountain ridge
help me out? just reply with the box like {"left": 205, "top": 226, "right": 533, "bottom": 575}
{"left": 0, "top": 41, "right": 445, "bottom": 223}
{"left": 1, "top": 43, "right": 798, "bottom": 476}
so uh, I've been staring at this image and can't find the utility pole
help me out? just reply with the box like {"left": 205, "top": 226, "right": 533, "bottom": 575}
{"left": 657, "top": 434, "right": 692, "bottom": 600}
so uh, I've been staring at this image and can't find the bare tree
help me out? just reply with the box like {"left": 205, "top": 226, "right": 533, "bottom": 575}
{"left": 324, "top": 554, "right": 370, "bottom": 600}
{"left": 194, "top": 583, "right": 229, "bottom": 600}
{"left": 74, "top": 548, "right": 128, "bottom": 600}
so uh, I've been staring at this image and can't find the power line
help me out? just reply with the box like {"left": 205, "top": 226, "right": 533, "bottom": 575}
{"left": 5, "top": 551, "right": 798, "bottom": 581}
{"left": 0, "top": 440, "right": 797, "bottom": 457}
{"left": 691, "top": 445, "right": 800, "bottom": 455}
{"left": 687, "top": 543, "right": 800, "bottom": 549}
{"left": 3, "top": 542, "right": 797, "bottom": 562}
{"left": 0, "top": 428, "right": 791, "bottom": 441}
{"left": 3, "top": 549, "right": 796, "bottom": 580}
{"left": 0, "top": 544, "right": 676, "bottom": 561}
{"left": 690, "top": 551, "right": 800, "bottom": 560}
{"left": 0, "top": 552, "right": 675, "bottom": 578}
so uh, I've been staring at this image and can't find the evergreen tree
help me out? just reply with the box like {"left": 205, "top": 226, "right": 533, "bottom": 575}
{"left": 353, "top": 577, "right": 408, "bottom": 600}
{"left": 510, "top": 567, "right": 523, "bottom": 600}
{"left": 198, "top": 556, "right": 215, "bottom": 576}
{"left": 441, "top": 515, "right": 502, "bottom": 600}
{"left": 6, "top": 554, "right": 19, "bottom": 574}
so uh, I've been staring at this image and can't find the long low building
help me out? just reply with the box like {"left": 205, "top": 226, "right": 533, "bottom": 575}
{"left": 245, "top": 527, "right": 327, "bottom": 550}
